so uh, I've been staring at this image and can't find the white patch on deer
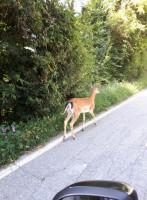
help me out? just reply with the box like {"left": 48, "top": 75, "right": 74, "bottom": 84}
{"left": 81, "top": 106, "right": 90, "bottom": 113}
{"left": 66, "top": 103, "right": 73, "bottom": 116}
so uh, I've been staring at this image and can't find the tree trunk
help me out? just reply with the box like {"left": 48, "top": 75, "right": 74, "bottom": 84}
{"left": 67, "top": 0, "right": 74, "bottom": 11}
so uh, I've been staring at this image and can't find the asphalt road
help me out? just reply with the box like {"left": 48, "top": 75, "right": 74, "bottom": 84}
{"left": 0, "top": 89, "right": 147, "bottom": 200}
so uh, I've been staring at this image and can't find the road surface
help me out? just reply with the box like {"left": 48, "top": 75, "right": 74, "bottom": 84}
{"left": 0, "top": 89, "right": 147, "bottom": 200}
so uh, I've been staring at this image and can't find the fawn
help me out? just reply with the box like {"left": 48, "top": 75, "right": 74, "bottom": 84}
{"left": 62, "top": 85, "right": 100, "bottom": 140}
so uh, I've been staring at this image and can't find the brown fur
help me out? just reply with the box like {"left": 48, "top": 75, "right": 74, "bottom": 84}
{"left": 63, "top": 85, "right": 100, "bottom": 140}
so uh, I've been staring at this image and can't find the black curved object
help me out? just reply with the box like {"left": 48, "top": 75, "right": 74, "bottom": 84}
{"left": 52, "top": 181, "right": 138, "bottom": 200}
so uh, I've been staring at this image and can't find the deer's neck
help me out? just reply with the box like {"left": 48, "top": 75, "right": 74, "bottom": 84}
{"left": 90, "top": 91, "right": 96, "bottom": 101}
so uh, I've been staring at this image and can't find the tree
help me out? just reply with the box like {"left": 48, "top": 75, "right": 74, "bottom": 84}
{"left": 80, "top": 0, "right": 147, "bottom": 82}
{"left": 66, "top": 0, "right": 74, "bottom": 10}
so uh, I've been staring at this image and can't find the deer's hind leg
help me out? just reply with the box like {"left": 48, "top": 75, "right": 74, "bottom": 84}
{"left": 70, "top": 113, "right": 80, "bottom": 139}
{"left": 64, "top": 113, "right": 72, "bottom": 141}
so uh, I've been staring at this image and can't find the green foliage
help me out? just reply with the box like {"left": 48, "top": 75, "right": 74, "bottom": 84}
{"left": 80, "top": 0, "right": 147, "bottom": 82}
{"left": 0, "top": 123, "right": 23, "bottom": 165}
{"left": 0, "top": 116, "right": 61, "bottom": 166}
{"left": 0, "top": 0, "right": 88, "bottom": 123}
{"left": 137, "top": 72, "right": 147, "bottom": 88}
{"left": 125, "top": 38, "right": 147, "bottom": 80}
{"left": 95, "top": 82, "right": 139, "bottom": 112}
{"left": 1, "top": 0, "right": 147, "bottom": 123}
{"left": 105, "top": 0, "right": 147, "bottom": 80}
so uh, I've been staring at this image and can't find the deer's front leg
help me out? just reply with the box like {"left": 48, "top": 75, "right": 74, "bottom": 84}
{"left": 90, "top": 110, "right": 96, "bottom": 125}
{"left": 64, "top": 114, "right": 71, "bottom": 141}
{"left": 82, "top": 112, "right": 85, "bottom": 131}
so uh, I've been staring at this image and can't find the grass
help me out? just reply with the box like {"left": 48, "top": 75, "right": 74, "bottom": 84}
{"left": 0, "top": 74, "right": 147, "bottom": 167}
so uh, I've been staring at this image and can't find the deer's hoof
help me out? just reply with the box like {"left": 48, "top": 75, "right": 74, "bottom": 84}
{"left": 72, "top": 135, "right": 76, "bottom": 140}
{"left": 63, "top": 136, "right": 66, "bottom": 141}
{"left": 82, "top": 128, "right": 84, "bottom": 131}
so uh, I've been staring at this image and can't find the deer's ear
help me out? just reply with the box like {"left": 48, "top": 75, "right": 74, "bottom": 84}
{"left": 90, "top": 85, "right": 93, "bottom": 89}
{"left": 97, "top": 84, "right": 100, "bottom": 88}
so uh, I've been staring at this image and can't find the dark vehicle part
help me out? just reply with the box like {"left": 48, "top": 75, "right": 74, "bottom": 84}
{"left": 53, "top": 181, "right": 138, "bottom": 200}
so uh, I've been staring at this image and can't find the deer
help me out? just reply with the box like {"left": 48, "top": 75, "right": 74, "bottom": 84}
{"left": 62, "top": 85, "right": 100, "bottom": 140}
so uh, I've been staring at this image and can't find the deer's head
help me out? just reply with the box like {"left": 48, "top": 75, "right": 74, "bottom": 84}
{"left": 90, "top": 85, "right": 100, "bottom": 94}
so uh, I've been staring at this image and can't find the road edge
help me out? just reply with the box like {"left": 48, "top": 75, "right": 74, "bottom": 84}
{"left": 0, "top": 89, "right": 146, "bottom": 180}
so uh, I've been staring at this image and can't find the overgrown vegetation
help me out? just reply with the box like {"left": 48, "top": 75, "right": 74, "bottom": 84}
{"left": 1, "top": 75, "right": 147, "bottom": 167}
{"left": 80, "top": 0, "right": 147, "bottom": 82}
{"left": 0, "top": 0, "right": 147, "bottom": 166}
{"left": 0, "top": 0, "right": 92, "bottom": 122}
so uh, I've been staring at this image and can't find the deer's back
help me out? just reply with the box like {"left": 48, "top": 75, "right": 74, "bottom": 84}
{"left": 67, "top": 97, "right": 94, "bottom": 113}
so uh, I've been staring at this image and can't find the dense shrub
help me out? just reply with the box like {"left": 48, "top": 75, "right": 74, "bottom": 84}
{"left": 0, "top": 0, "right": 89, "bottom": 123}
{"left": 0, "top": 116, "right": 61, "bottom": 166}
{"left": 0, "top": 123, "right": 23, "bottom": 165}
{"left": 80, "top": 0, "right": 147, "bottom": 82}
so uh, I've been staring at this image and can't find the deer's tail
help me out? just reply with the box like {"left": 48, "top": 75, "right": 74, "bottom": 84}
{"left": 62, "top": 102, "right": 73, "bottom": 115}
